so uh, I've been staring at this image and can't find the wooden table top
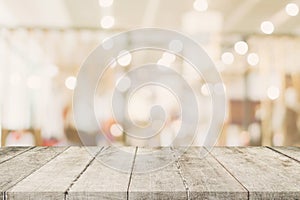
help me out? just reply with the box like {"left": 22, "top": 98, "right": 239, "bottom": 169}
{"left": 0, "top": 146, "right": 299, "bottom": 199}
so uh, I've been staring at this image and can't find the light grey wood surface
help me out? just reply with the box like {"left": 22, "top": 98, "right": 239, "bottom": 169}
{"left": 7, "top": 147, "right": 102, "bottom": 200}
{"left": 0, "top": 147, "right": 67, "bottom": 200}
{"left": 128, "top": 147, "right": 187, "bottom": 199}
{"left": 67, "top": 146, "right": 136, "bottom": 200}
{"left": 0, "top": 146, "right": 32, "bottom": 164}
{"left": 270, "top": 146, "right": 300, "bottom": 162}
{"left": 0, "top": 147, "right": 299, "bottom": 200}
{"left": 210, "top": 147, "right": 300, "bottom": 199}
{"left": 177, "top": 147, "right": 248, "bottom": 199}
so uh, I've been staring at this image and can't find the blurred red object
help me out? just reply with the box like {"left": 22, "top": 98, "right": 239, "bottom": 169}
{"left": 43, "top": 138, "right": 59, "bottom": 146}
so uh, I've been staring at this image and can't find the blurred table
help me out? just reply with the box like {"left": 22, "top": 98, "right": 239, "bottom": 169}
{"left": 0, "top": 146, "right": 299, "bottom": 199}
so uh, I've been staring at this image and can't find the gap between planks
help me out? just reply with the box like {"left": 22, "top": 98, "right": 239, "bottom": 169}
{"left": 126, "top": 147, "right": 138, "bottom": 200}
{"left": 204, "top": 146, "right": 250, "bottom": 200}
{"left": 266, "top": 146, "right": 300, "bottom": 164}
{"left": 3, "top": 146, "right": 70, "bottom": 200}
{"left": 5, "top": 146, "right": 299, "bottom": 200}
{"left": 171, "top": 147, "right": 190, "bottom": 200}
{"left": 64, "top": 146, "right": 105, "bottom": 200}
{"left": 0, "top": 146, "right": 35, "bottom": 165}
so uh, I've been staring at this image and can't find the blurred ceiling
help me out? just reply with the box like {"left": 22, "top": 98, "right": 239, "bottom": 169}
{"left": 0, "top": 0, "right": 300, "bottom": 35}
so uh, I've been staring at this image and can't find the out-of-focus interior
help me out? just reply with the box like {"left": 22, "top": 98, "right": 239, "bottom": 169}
{"left": 1, "top": 0, "right": 300, "bottom": 146}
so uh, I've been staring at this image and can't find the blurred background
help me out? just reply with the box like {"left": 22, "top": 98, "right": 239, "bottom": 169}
{"left": 0, "top": 0, "right": 300, "bottom": 146}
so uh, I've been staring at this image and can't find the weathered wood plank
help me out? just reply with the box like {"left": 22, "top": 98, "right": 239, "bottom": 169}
{"left": 67, "top": 146, "right": 136, "bottom": 200}
{"left": 0, "top": 147, "right": 298, "bottom": 199}
{"left": 128, "top": 147, "right": 187, "bottom": 200}
{"left": 177, "top": 147, "right": 247, "bottom": 199}
{"left": 0, "top": 147, "right": 32, "bottom": 164}
{"left": 0, "top": 147, "right": 67, "bottom": 200}
{"left": 7, "top": 146, "right": 102, "bottom": 200}
{"left": 270, "top": 146, "right": 300, "bottom": 162}
{"left": 210, "top": 147, "right": 300, "bottom": 199}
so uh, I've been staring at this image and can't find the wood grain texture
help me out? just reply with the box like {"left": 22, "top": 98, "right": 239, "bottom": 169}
{"left": 0, "top": 147, "right": 67, "bottom": 200}
{"left": 0, "top": 147, "right": 299, "bottom": 199}
{"left": 67, "top": 146, "right": 136, "bottom": 200}
{"left": 7, "top": 147, "right": 101, "bottom": 200}
{"left": 0, "top": 147, "right": 32, "bottom": 164}
{"left": 177, "top": 147, "right": 248, "bottom": 199}
{"left": 210, "top": 147, "right": 300, "bottom": 199}
{"left": 270, "top": 146, "right": 300, "bottom": 162}
{"left": 128, "top": 147, "right": 187, "bottom": 200}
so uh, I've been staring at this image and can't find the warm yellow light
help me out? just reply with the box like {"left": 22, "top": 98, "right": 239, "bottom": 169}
{"left": 162, "top": 52, "right": 176, "bottom": 63}
{"left": 117, "top": 50, "right": 132, "bottom": 66}
{"left": 101, "top": 16, "right": 115, "bottom": 29}
{"left": 193, "top": 0, "right": 208, "bottom": 12}
{"left": 110, "top": 123, "right": 123, "bottom": 137}
{"left": 221, "top": 52, "right": 234, "bottom": 65}
{"left": 260, "top": 21, "right": 274, "bottom": 35}
{"left": 65, "top": 76, "right": 77, "bottom": 90}
{"left": 285, "top": 3, "right": 299, "bottom": 16}
{"left": 267, "top": 86, "right": 280, "bottom": 100}
{"left": 234, "top": 41, "right": 248, "bottom": 55}
{"left": 247, "top": 53, "right": 260, "bottom": 66}
{"left": 201, "top": 83, "right": 211, "bottom": 96}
